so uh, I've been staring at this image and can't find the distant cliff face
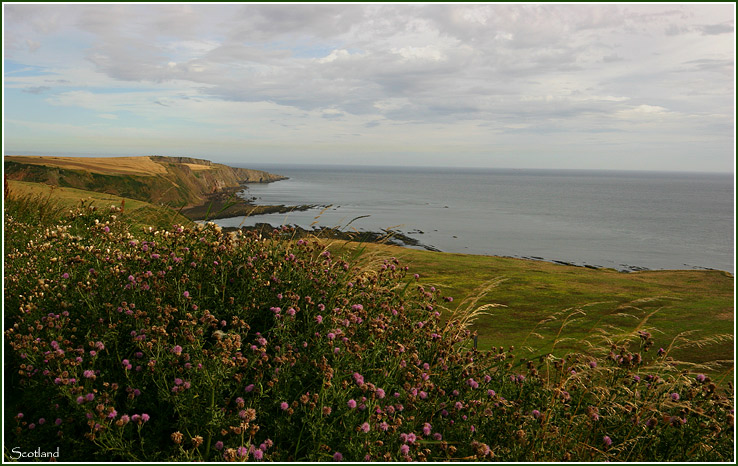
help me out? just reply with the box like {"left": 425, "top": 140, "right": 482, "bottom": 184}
{"left": 4, "top": 155, "right": 286, "bottom": 207}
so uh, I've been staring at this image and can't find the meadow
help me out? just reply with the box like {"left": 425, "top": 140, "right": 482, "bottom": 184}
{"left": 3, "top": 188, "right": 734, "bottom": 462}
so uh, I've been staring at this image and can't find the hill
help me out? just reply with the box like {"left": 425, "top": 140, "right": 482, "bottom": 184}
{"left": 4, "top": 155, "right": 285, "bottom": 208}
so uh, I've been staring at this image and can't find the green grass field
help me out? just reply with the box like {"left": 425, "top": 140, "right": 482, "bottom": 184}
{"left": 329, "top": 240, "right": 734, "bottom": 377}
{"left": 6, "top": 180, "right": 194, "bottom": 230}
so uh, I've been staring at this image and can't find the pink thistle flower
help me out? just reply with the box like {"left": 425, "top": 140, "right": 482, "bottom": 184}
{"left": 215, "top": 441, "right": 224, "bottom": 451}
{"left": 400, "top": 444, "right": 410, "bottom": 455}
{"left": 376, "top": 388, "right": 386, "bottom": 399}
{"left": 171, "top": 345, "right": 183, "bottom": 355}
{"left": 333, "top": 452, "right": 343, "bottom": 462}
{"left": 83, "top": 370, "right": 95, "bottom": 378}
{"left": 280, "top": 402, "right": 289, "bottom": 411}
{"left": 253, "top": 449, "right": 264, "bottom": 460}
{"left": 347, "top": 399, "right": 357, "bottom": 409}
{"left": 360, "top": 422, "right": 370, "bottom": 433}
{"left": 237, "top": 446, "right": 248, "bottom": 457}
{"left": 141, "top": 413, "right": 150, "bottom": 422}
{"left": 671, "top": 392, "right": 680, "bottom": 401}
{"left": 603, "top": 436, "right": 613, "bottom": 447}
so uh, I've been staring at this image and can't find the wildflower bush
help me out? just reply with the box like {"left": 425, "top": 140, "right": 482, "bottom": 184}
{"left": 4, "top": 201, "right": 734, "bottom": 462}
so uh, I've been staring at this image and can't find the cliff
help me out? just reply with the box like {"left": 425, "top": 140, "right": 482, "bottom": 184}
{"left": 4, "top": 155, "right": 286, "bottom": 207}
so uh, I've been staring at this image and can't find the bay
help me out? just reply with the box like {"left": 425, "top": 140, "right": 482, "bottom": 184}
{"left": 213, "top": 164, "right": 734, "bottom": 273}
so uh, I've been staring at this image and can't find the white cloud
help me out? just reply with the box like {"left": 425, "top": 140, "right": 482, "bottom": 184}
{"left": 3, "top": 3, "right": 735, "bottom": 171}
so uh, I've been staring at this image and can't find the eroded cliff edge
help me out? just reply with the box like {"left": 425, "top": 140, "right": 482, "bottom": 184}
{"left": 4, "top": 155, "right": 286, "bottom": 207}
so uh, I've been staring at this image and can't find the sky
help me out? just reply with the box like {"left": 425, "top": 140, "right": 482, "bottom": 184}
{"left": 2, "top": 3, "right": 735, "bottom": 172}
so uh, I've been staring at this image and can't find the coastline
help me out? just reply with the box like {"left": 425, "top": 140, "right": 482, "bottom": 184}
{"left": 217, "top": 219, "right": 731, "bottom": 275}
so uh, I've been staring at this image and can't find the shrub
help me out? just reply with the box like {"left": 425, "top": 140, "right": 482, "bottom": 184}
{"left": 4, "top": 206, "right": 734, "bottom": 461}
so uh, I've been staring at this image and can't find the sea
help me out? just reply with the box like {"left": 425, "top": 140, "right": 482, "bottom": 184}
{"left": 212, "top": 164, "right": 735, "bottom": 274}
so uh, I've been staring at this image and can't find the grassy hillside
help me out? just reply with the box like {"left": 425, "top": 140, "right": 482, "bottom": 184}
{"left": 4, "top": 155, "right": 284, "bottom": 207}
{"left": 5, "top": 180, "right": 194, "bottom": 231}
{"left": 328, "top": 242, "right": 733, "bottom": 373}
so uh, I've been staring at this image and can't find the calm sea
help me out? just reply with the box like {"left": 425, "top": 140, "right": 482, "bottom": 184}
{"left": 214, "top": 164, "right": 734, "bottom": 273}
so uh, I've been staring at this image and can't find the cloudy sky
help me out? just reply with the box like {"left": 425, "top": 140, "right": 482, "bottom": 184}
{"left": 3, "top": 3, "right": 735, "bottom": 172}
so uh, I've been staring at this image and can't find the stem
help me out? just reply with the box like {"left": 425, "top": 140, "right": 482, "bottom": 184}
{"left": 203, "top": 383, "right": 216, "bottom": 461}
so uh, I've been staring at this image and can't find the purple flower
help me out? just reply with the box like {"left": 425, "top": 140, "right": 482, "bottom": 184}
{"left": 215, "top": 441, "right": 224, "bottom": 451}
{"left": 360, "top": 422, "right": 370, "bottom": 433}
{"left": 83, "top": 370, "right": 95, "bottom": 379}
{"left": 353, "top": 372, "right": 365, "bottom": 385}
{"left": 62, "top": 273, "right": 70, "bottom": 279}
{"left": 603, "top": 436, "right": 613, "bottom": 447}
{"left": 141, "top": 413, "right": 150, "bottom": 422}
{"left": 237, "top": 446, "right": 248, "bottom": 458}
{"left": 333, "top": 452, "right": 343, "bottom": 462}
{"left": 280, "top": 402, "right": 289, "bottom": 411}
{"left": 76, "top": 396, "right": 85, "bottom": 404}
{"left": 171, "top": 345, "right": 183, "bottom": 355}
{"left": 253, "top": 449, "right": 264, "bottom": 460}
{"left": 696, "top": 374, "right": 706, "bottom": 382}
{"left": 183, "top": 291, "right": 190, "bottom": 298}
{"left": 174, "top": 378, "right": 183, "bottom": 386}
{"left": 38, "top": 418, "right": 46, "bottom": 425}
{"left": 108, "top": 410, "right": 117, "bottom": 419}
{"left": 245, "top": 384, "right": 255, "bottom": 393}
{"left": 671, "top": 392, "right": 680, "bottom": 401}
{"left": 376, "top": 388, "right": 386, "bottom": 399}
{"left": 532, "top": 409, "right": 541, "bottom": 419}
{"left": 347, "top": 399, "right": 357, "bottom": 409}
{"left": 327, "top": 332, "right": 336, "bottom": 340}
{"left": 422, "top": 423, "right": 432, "bottom": 436}
{"left": 85, "top": 393, "right": 95, "bottom": 402}
{"left": 400, "top": 444, "right": 410, "bottom": 455}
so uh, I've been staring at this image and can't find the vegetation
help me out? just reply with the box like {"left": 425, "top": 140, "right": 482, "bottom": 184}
{"left": 3, "top": 192, "right": 733, "bottom": 462}
{"left": 335, "top": 242, "right": 734, "bottom": 370}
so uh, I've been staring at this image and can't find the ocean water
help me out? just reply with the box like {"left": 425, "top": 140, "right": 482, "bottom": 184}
{"left": 214, "top": 164, "right": 734, "bottom": 273}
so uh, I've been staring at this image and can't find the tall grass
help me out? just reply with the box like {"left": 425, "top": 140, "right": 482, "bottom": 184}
{"left": 3, "top": 201, "right": 734, "bottom": 462}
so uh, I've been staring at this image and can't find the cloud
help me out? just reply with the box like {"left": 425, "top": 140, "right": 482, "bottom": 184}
{"left": 22, "top": 85, "right": 51, "bottom": 94}
{"left": 2, "top": 3, "right": 735, "bottom": 172}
